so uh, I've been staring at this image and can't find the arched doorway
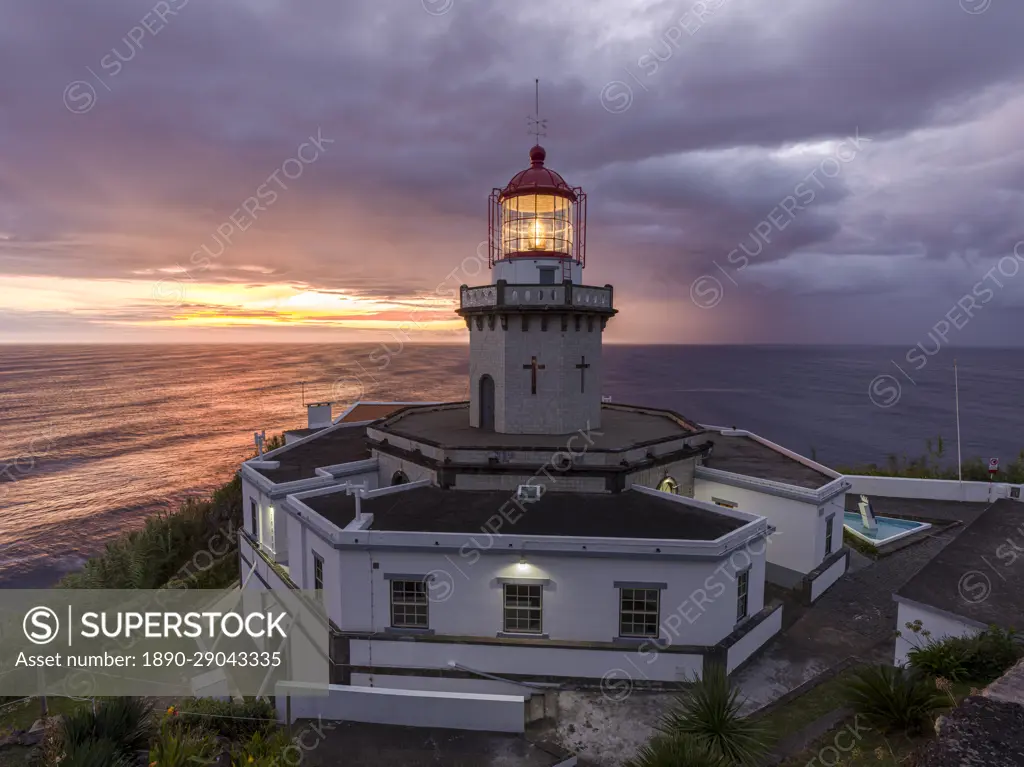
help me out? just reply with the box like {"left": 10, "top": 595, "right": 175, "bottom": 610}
{"left": 657, "top": 476, "right": 679, "bottom": 494}
{"left": 391, "top": 471, "right": 409, "bottom": 486}
{"left": 479, "top": 374, "right": 495, "bottom": 431}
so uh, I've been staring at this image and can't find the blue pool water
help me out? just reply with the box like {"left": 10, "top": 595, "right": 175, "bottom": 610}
{"left": 843, "top": 511, "right": 929, "bottom": 542}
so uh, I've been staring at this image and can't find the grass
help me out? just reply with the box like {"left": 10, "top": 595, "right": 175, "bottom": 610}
{"left": 0, "top": 696, "right": 90, "bottom": 734}
{"left": 755, "top": 669, "right": 857, "bottom": 743}
{"left": 773, "top": 674, "right": 987, "bottom": 766}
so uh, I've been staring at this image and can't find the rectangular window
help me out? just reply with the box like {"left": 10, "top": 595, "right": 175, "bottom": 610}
{"left": 312, "top": 551, "right": 324, "bottom": 598}
{"left": 825, "top": 514, "right": 835, "bottom": 556}
{"left": 503, "top": 584, "right": 543, "bottom": 634}
{"left": 713, "top": 497, "right": 737, "bottom": 509}
{"left": 619, "top": 588, "right": 660, "bottom": 638}
{"left": 538, "top": 267, "right": 556, "bottom": 285}
{"left": 391, "top": 580, "right": 429, "bottom": 628}
{"left": 250, "top": 499, "right": 259, "bottom": 539}
{"left": 736, "top": 569, "right": 750, "bottom": 622}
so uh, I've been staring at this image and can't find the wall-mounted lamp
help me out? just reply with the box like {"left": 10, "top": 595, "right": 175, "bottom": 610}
{"left": 517, "top": 554, "right": 529, "bottom": 571}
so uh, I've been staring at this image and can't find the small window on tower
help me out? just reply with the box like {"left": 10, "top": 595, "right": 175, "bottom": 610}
{"left": 538, "top": 267, "right": 556, "bottom": 285}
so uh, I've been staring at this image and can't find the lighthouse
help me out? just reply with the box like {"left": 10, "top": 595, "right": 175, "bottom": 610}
{"left": 458, "top": 144, "right": 616, "bottom": 434}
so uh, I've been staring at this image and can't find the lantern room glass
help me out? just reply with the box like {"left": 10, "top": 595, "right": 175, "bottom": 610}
{"left": 500, "top": 193, "right": 574, "bottom": 257}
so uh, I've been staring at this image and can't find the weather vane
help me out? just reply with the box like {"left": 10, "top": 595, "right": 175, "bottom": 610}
{"left": 527, "top": 78, "right": 547, "bottom": 144}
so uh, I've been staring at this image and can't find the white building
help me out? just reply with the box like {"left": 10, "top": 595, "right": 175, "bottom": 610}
{"left": 890, "top": 495, "right": 1023, "bottom": 666}
{"left": 238, "top": 144, "right": 856, "bottom": 697}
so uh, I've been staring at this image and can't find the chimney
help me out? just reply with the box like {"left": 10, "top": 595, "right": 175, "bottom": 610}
{"left": 307, "top": 402, "right": 332, "bottom": 429}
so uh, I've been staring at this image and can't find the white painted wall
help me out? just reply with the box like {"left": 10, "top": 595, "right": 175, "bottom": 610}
{"left": 275, "top": 682, "right": 527, "bottom": 733}
{"left": 350, "top": 672, "right": 543, "bottom": 698}
{"left": 693, "top": 479, "right": 825, "bottom": 575}
{"left": 893, "top": 600, "right": 981, "bottom": 666}
{"left": 350, "top": 638, "right": 703, "bottom": 683}
{"left": 334, "top": 547, "right": 766, "bottom": 648}
{"left": 493, "top": 257, "right": 583, "bottom": 285}
{"left": 726, "top": 605, "right": 783, "bottom": 673}
{"left": 810, "top": 554, "right": 847, "bottom": 602}
{"left": 846, "top": 475, "right": 1023, "bottom": 504}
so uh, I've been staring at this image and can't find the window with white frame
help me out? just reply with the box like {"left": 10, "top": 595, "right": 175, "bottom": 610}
{"left": 619, "top": 588, "right": 660, "bottom": 638}
{"left": 250, "top": 499, "right": 259, "bottom": 539}
{"left": 503, "top": 584, "right": 543, "bottom": 633}
{"left": 390, "top": 580, "right": 429, "bottom": 628}
{"left": 736, "top": 569, "right": 750, "bottom": 621}
{"left": 825, "top": 514, "right": 835, "bottom": 556}
{"left": 312, "top": 551, "right": 324, "bottom": 600}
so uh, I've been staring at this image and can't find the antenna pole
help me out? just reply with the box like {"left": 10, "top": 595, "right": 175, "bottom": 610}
{"left": 527, "top": 79, "right": 547, "bottom": 144}
{"left": 955, "top": 359, "right": 962, "bottom": 485}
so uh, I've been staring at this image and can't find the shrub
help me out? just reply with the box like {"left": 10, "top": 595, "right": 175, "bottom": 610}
{"left": 657, "top": 665, "right": 771, "bottom": 766}
{"left": 964, "top": 626, "right": 1022, "bottom": 681}
{"left": 905, "top": 635, "right": 971, "bottom": 682}
{"left": 844, "top": 664, "right": 947, "bottom": 733}
{"left": 625, "top": 734, "right": 731, "bottom": 767}
{"left": 175, "top": 697, "right": 276, "bottom": 741}
{"left": 60, "top": 738, "right": 135, "bottom": 767}
{"left": 230, "top": 728, "right": 292, "bottom": 765}
{"left": 902, "top": 622, "right": 1023, "bottom": 683}
{"left": 149, "top": 716, "right": 219, "bottom": 766}
{"left": 60, "top": 697, "right": 154, "bottom": 759}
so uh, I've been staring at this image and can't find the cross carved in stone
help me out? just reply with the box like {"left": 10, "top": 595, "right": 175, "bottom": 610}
{"left": 523, "top": 356, "right": 546, "bottom": 395}
{"left": 575, "top": 356, "right": 591, "bottom": 393}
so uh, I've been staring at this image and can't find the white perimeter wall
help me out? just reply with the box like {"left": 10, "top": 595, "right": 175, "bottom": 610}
{"left": 350, "top": 637, "right": 703, "bottom": 684}
{"left": 333, "top": 547, "right": 766, "bottom": 648}
{"left": 810, "top": 554, "right": 847, "bottom": 602}
{"left": 351, "top": 672, "right": 542, "bottom": 698}
{"left": 693, "top": 479, "right": 838, "bottom": 575}
{"left": 846, "top": 475, "right": 1023, "bottom": 504}
{"left": 726, "top": 605, "right": 783, "bottom": 674}
{"left": 893, "top": 600, "right": 981, "bottom": 666}
{"left": 275, "top": 682, "right": 526, "bottom": 733}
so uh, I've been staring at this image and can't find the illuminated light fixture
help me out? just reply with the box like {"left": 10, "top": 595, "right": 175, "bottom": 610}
{"left": 517, "top": 554, "right": 529, "bottom": 571}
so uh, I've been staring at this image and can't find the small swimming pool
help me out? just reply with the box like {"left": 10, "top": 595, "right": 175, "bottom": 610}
{"left": 843, "top": 511, "right": 932, "bottom": 546}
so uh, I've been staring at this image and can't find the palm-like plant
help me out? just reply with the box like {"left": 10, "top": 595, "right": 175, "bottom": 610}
{"left": 625, "top": 734, "right": 732, "bottom": 767}
{"left": 656, "top": 665, "right": 771, "bottom": 766}
{"left": 844, "top": 664, "right": 947, "bottom": 734}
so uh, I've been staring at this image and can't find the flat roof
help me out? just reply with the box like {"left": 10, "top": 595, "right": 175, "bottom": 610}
{"left": 301, "top": 486, "right": 747, "bottom": 541}
{"left": 896, "top": 499, "right": 1024, "bottom": 629}
{"left": 336, "top": 402, "right": 417, "bottom": 424}
{"left": 703, "top": 434, "right": 835, "bottom": 490}
{"left": 253, "top": 425, "right": 369, "bottom": 483}
{"left": 373, "top": 403, "right": 702, "bottom": 450}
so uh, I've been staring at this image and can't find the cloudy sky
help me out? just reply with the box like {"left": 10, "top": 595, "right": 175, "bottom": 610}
{"left": 2, "top": 0, "right": 1024, "bottom": 344}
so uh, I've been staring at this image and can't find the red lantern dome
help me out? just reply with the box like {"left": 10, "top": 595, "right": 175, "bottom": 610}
{"left": 488, "top": 146, "right": 587, "bottom": 267}
{"left": 500, "top": 146, "right": 577, "bottom": 202}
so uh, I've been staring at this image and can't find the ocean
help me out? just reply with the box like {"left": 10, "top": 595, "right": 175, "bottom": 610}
{"left": 1, "top": 343, "right": 1022, "bottom": 588}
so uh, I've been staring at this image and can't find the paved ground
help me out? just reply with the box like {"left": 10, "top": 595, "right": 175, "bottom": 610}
{"left": 545, "top": 522, "right": 975, "bottom": 765}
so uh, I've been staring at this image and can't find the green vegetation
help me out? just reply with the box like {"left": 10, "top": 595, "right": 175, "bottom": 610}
{"left": 843, "top": 528, "right": 879, "bottom": 559}
{"left": 756, "top": 669, "right": 856, "bottom": 741}
{"left": 173, "top": 696, "right": 276, "bottom": 741}
{"left": 838, "top": 435, "right": 1024, "bottom": 482}
{"left": 843, "top": 665, "right": 948, "bottom": 735}
{"left": 60, "top": 476, "right": 243, "bottom": 590}
{"left": 901, "top": 622, "right": 1023, "bottom": 684}
{"left": 626, "top": 665, "right": 771, "bottom": 767}
{"left": 43, "top": 698, "right": 155, "bottom": 766}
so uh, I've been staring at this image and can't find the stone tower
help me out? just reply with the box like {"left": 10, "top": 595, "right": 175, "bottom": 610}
{"left": 458, "top": 145, "right": 616, "bottom": 435}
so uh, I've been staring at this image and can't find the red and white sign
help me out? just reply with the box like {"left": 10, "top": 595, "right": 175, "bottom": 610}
{"left": 989, "top": 458, "right": 999, "bottom": 475}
